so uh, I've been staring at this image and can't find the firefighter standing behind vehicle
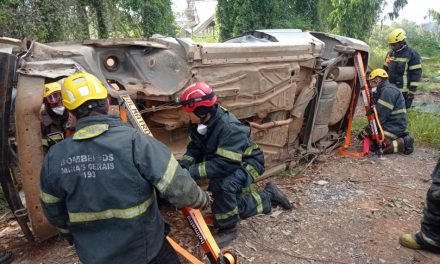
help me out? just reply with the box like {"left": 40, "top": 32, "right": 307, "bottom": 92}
{"left": 40, "top": 82, "right": 73, "bottom": 150}
{"left": 383, "top": 28, "right": 422, "bottom": 109}
{"left": 360, "top": 69, "right": 414, "bottom": 155}
{"left": 39, "top": 72, "right": 210, "bottom": 264}
{"left": 178, "top": 82, "right": 292, "bottom": 248}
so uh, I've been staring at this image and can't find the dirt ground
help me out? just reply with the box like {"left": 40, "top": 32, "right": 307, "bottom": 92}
{"left": 1, "top": 146, "right": 439, "bottom": 264}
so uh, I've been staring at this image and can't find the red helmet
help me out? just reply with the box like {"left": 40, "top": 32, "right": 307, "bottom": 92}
{"left": 179, "top": 82, "right": 217, "bottom": 112}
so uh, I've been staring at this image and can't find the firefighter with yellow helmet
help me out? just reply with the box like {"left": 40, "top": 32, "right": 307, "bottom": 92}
{"left": 359, "top": 68, "right": 414, "bottom": 155}
{"left": 384, "top": 28, "right": 422, "bottom": 108}
{"left": 40, "top": 72, "right": 210, "bottom": 264}
{"left": 40, "top": 82, "right": 73, "bottom": 149}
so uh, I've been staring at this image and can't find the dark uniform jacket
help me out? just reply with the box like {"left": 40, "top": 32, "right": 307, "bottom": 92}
{"left": 40, "top": 115, "right": 206, "bottom": 264}
{"left": 180, "top": 105, "right": 264, "bottom": 181}
{"left": 374, "top": 80, "right": 408, "bottom": 139}
{"left": 40, "top": 107, "right": 70, "bottom": 148}
{"left": 383, "top": 45, "right": 422, "bottom": 96}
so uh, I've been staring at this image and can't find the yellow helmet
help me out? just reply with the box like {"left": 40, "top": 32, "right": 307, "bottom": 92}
{"left": 44, "top": 82, "right": 63, "bottom": 106}
{"left": 43, "top": 82, "right": 62, "bottom": 98}
{"left": 368, "top": 69, "right": 389, "bottom": 80}
{"left": 387, "top": 28, "right": 406, "bottom": 44}
{"left": 62, "top": 72, "right": 108, "bottom": 110}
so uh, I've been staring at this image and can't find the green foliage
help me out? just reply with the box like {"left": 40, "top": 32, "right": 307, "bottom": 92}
{"left": 0, "top": 0, "right": 176, "bottom": 42}
{"left": 420, "top": 56, "right": 440, "bottom": 80}
{"left": 429, "top": 9, "right": 440, "bottom": 24}
{"left": 327, "top": 0, "right": 384, "bottom": 41}
{"left": 192, "top": 36, "right": 218, "bottom": 43}
{"left": 121, "top": 0, "right": 176, "bottom": 38}
{"left": 408, "top": 109, "right": 440, "bottom": 148}
{"left": 216, "top": 0, "right": 408, "bottom": 42}
{"left": 387, "top": 0, "right": 408, "bottom": 20}
{"left": 417, "top": 81, "right": 440, "bottom": 92}
{"left": 216, "top": 0, "right": 318, "bottom": 41}
{"left": 351, "top": 115, "right": 368, "bottom": 134}
{"left": 0, "top": 188, "right": 10, "bottom": 216}
{"left": 368, "top": 46, "right": 388, "bottom": 71}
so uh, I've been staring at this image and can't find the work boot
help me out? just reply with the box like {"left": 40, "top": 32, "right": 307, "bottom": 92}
{"left": 399, "top": 234, "right": 425, "bottom": 250}
{"left": 403, "top": 135, "right": 414, "bottom": 155}
{"left": 0, "top": 251, "right": 13, "bottom": 264}
{"left": 214, "top": 226, "right": 238, "bottom": 248}
{"left": 264, "top": 182, "right": 292, "bottom": 210}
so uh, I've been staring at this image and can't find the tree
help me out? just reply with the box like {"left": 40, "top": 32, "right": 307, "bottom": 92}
{"left": 327, "top": 0, "right": 384, "bottom": 41}
{"left": 216, "top": 0, "right": 318, "bottom": 41}
{"left": 120, "top": 0, "right": 176, "bottom": 37}
{"left": 216, "top": 0, "right": 409, "bottom": 42}
{"left": 90, "top": 0, "right": 109, "bottom": 39}
{"left": 0, "top": 0, "right": 176, "bottom": 42}
{"left": 387, "top": 0, "right": 408, "bottom": 20}
{"left": 429, "top": 9, "right": 440, "bottom": 25}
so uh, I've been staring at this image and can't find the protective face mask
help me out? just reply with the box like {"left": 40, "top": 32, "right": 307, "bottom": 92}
{"left": 197, "top": 124, "right": 208, "bottom": 135}
{"left": 371, "top": 87, "right": 377, "bottom": 94}
{"left": 52, "top": 106, "right": 65, "bottom": 116}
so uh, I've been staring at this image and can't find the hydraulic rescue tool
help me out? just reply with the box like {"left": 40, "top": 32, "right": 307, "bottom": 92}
{"left": 119, "top": 94, "right": 237, "bottom": 264}
{"left": 339, "top": 51, "right": 385, "bottom": 157}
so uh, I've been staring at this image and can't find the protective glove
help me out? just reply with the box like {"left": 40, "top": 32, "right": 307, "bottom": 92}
{"left": 407, "top": 92, "right": 415, "bottom": 100}
{"left": 179, "top": 159, "right": 192, "bottom": 170}
{"left": 365, "top": 107, "right": 374, "bottom": 116}
{"left": 194, "top": 189, "right": 211, "bottom": 210}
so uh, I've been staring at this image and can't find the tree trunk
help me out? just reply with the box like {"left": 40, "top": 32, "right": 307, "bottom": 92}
{"left": 90, "top": 0, "right": 108, "bottom": 39}
{"left": 76, "top": 0, "right": 90, "bottom": 39}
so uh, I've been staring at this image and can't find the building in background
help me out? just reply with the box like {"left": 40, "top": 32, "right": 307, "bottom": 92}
{"left": 173, "top": 0, "right": 217, "bottom": 38}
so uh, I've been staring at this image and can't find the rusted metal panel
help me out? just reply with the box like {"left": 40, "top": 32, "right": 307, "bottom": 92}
{"left": 15, "top": 74, "right": 56, "bottom": 240}
{"left": 199, "top": 43, "right": 317, "bottom": 65}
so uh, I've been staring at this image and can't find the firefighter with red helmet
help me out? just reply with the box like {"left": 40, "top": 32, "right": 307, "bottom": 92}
{"left": 178, "top": 82, "right": 292, "bottom": 248}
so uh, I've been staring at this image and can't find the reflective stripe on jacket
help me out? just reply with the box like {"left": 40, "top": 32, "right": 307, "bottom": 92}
{"left": 383, "top": 45, "right": 422, "bottom": 94}
{"left": 183, "top": 105, "right": 265, "bottom": 181}
{"left": 374, "top": 80, "right": 408, "bottom": 138}
{"left": 40, "top": 115, "right": 205, "bottom": 264}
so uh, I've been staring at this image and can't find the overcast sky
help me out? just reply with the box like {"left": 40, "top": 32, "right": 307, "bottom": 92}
{"left": 387, "top": 0, "right": 440, "bottom": 24}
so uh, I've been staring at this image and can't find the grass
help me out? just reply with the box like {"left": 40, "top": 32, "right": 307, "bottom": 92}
{"left": 0, "top": 188, "right": 10, "bottom": 216}
{"left": 351, "top": 110, "right": 440, "bottom": 149}
{"left": 351, "top": 116, "right": 368, "bottom": 134}
{"left": 408, "top": 109, "right": 440, "bottom": 148}
{"left": 418, "top": 81, "right": 440, "bottom": 92}
{"left": 191, "top": 36, "right": 218, "bottom": 43}
{"left": 421, "top": 56, "right": 440, "bottom": 79}
{"left": 278, "top": 165, "right": 305, "bottom": 178}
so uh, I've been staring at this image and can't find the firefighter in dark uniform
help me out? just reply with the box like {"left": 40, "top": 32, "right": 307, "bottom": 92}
{"left": 178, "top": 82, "right": 292, "bottom": 248}
{"left": 40, "top": 82, "right": 73, "bottom": 150}
{"left": 40, "top": 72, "right": 210, "bottom": 264}
{"left": 383, "top": 28, "right": 422, "bottom": 109}
{"left": 400, "top": 157, "right": 440, "bottom": 253}
{"left": 364, "top": 69, "right": 414, "bottom": 155}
